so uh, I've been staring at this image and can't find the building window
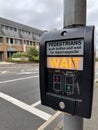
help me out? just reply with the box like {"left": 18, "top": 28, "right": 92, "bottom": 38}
{"left": 10, "top": 38, "right": 13, "bottom": 44}
{"left": 27, "top": 41, "right": 29, "bottom": 45}
{"left": 5, "top": 26, "right": 8, "bottom": 30}
{"left": 0, "top": 37, "right": 2, "bottom": 43}
{"left": 24, "top": 40, "right": 27, "bottom": 45}
{"left": 15, "top": 39, "right": 20, "bottom": 44}
{"left": 33, "top": 42, "right": 36, "bottom": 46}
{"left": 10, "top": 27, "right": 12, "bottom": 31}
{"left": 15, "top": 39, "right": 18, "bottom": 44}
{"left": 1, "top": 25, "right": 5, "bottom": 29}
{"left": 28, "top": 32, "right": 30, "bottom": 35}
{"left": 30, "top": 41, "right": 32, "bottom": 46}
{"left": 14, "top": 28, "right": 17, "bottom": 32}
{"left": 20, "top": 40, "right": 22, "bottom": 45}
{"left": 6, "top": 38, "right": 9, "bottom": 44}
{"left": 15, "top": 39, "right": 20, "bottom": 45}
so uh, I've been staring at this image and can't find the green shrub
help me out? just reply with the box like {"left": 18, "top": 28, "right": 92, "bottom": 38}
{"left": 12, "top": 52, "right": 28, "bottom": 58}
{"left": 28, "top": 48, "right": 39, "bottom": 56}
{"left": 6, "top": 49, "right": 39, "bottom": 63}
{"left": 33, "top": 56, "right": 39, "bottom": 62}
{"left": 27, "top": 48, "right": 39, "bottom": 61}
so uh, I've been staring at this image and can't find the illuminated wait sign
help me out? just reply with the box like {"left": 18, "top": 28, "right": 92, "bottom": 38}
{"left": 47, "top": 57, "right": 83, "bottom": 70}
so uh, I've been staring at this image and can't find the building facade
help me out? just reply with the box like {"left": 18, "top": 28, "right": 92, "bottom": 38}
{"left": 0, "top": 17, "right": 43, "bottom": 61}
{"left": 96, "top": 50, "right": 98, "bottom": 57}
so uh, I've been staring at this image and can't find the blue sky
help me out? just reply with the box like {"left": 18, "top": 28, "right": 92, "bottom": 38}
{"left": 0, "top": 0, "right": 98, "bottom": 48}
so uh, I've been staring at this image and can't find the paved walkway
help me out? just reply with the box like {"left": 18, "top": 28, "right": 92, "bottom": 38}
{"left": 0, "top": 62, "right": 39, "bottom": 68}
{"left": 0, "top": 62, "right": 15, "bottom": 65}
{"left": 0, "top": 62, "right": 15, "bottom": 67}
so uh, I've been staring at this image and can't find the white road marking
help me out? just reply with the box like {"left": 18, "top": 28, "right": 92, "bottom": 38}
{"left": 0, "top": 92, "right": 51, "bottom": 121}
{"left": 31, "top": 101, "right": 41, "bottom": 107}
{"left": 21, "top": 70, "right": 24, "bottom": 72}
{"left": 1, "top": 71, "right": 8, "bottom": 74}
{"left": 37, "top": 111, "right": 61, "bottom": 130}
{"left": 27, "top": 69, "right": 39, "bottom": 71}
{"left": 0, "top": 75, "right": 39, "bottom": 84}
{"left": 0, "top": 71, "right": 8, "bottom": 74}
{"left": 17, "top": 71, "right": 39, "bottom": 75}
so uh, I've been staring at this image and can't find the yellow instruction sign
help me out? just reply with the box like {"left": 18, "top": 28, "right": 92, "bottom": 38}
{"left": 47, "top": 57, "right": 83, "bottom": 70}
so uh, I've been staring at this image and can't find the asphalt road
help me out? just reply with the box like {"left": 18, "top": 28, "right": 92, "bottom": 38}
{"left": 0, "top": 63, "right": 98, "bottom": 130}
{"left": 0, "top": 64, "right": 56, "bottom": 130}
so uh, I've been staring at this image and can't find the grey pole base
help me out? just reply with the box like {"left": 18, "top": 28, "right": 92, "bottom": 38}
{"left": 64, "top": 0, "right": 86, "bottom": 27}
{"left": 63, "top": 114, "right": 83, "bottom": 130}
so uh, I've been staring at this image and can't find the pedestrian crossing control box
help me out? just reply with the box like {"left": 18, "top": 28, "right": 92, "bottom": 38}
{"left": 39, "top": 26, "right": 95, "bottom": 118}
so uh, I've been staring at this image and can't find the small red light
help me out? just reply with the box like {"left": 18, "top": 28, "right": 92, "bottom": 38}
{"left": 56, "top": 76, "right": 59, "bottom": 82}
